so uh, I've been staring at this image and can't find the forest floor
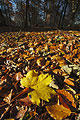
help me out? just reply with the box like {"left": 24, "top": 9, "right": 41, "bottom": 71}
{"left": 0, "top": 30, "right": 80, "bottom": 120}
{"left": 0, "top": 26, "right": 56, "bottom": 33}
{"left": 0, "top": 25, "right": 80, "bottom": 33}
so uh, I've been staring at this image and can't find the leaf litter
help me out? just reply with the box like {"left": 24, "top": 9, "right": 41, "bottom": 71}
{"left": 0, "top": 30, "right": 80, "bottom": 120}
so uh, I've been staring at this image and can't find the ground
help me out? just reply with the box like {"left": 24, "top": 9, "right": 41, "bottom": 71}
{"left": 0, "top": 30, "right": 80, "bottom": 120}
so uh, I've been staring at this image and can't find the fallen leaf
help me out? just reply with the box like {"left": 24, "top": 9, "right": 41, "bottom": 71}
{"left": 3, "top": 89, "right": 13, "bottom": 104}
{"left": 15, "top": 72, "right": 23, "bottom": 81}
{"left": 64, "top": 78, "right": 75, "bottom": 86}
{"left": 19, "top": 96, "right": 32, "bottom": 106}
{"left": 46, "top": 104, "right": 71, "bottom": 120}
{"left": 20, "top": 70, "right": 56, "bottom": 105}
{"left": 49, "top": 81, "right": 59, "bottom": 89}
{"left": 37, "top": 57, "right": 45, "bottom": 66}
{"left": 62, "top": 65, "right": 72, "bottom": 74}
{"left": 57, "top": 89, "right": 76, "bottom": 108}
{"left": 16, "top": 107, "right": 27, "bottom": 119}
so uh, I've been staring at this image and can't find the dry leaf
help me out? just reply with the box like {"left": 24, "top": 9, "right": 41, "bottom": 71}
{"left": 3, "top": 89, "right": 13, "bottom": 104}
{"left": 64, "top": 78, "right": 75, "bottom": 86}
{"left": 19, "top": 96, "right": 32, "bottom": 106}
{"left": 37, "top": 57, "right": 45, "bottom": 66}
{"left": 46, "top": 104, "right": 71, "bottom": 120}
{"left": 57, "top": 89, "right": 76, "bottom": 108}
{"left": 15, "top": 72, "right": 23, "bottom": 81}
{"left": 62, "top": 65, "right": 72, "bottom": 74}
{"left": 16, "top": 107, "right": 27, "bottom": 119}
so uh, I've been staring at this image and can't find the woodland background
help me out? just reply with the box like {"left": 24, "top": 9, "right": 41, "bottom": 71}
{"left": 0, "top": 0, "right": 80, "bottom": 32}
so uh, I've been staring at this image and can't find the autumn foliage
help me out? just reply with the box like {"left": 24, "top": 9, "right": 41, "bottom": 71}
{"left": 0, "top": 30, "right": 80, "bottom": 120}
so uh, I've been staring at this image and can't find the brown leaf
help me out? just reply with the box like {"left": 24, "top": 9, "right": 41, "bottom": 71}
{"left": 16, "top": 107, "right": 27, "bottom": 119}
{"left": 46, "top": 104, "right": 71, "bottom": 120}
{"left": 63, "top": 54, "right": 73, "bottom": 61}
{"left": 22, "top": 54, "right": 28, "bottom": 58}
{"left": 19, "top": 96, "right": 32, "bottom": 106}
{"left": 58, "top": 94, "right": 70, "bottom": 109}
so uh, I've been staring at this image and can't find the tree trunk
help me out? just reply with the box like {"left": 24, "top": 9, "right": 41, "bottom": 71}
{"left": 25, "top": 0, "right": 29, "bottom": 28}
{"left": 60, "top": 0, "right": 68, "bottom": 28}
{"left": 53, "top": 0, "right": 61, "bottom": 28}
{"left": 58, "top": 0, "right": 67, "bottom": 29}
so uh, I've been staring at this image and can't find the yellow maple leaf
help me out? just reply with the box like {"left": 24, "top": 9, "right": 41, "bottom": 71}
{"left": 20, "top": 70, "right": 56, "bottom": 105}
{"left": 21, "top": 70, "right": 38, "bottom": 88}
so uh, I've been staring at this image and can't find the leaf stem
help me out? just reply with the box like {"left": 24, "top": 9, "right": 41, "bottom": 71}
{"left": 0, "top": 88, "right": 29, "bottom": 108}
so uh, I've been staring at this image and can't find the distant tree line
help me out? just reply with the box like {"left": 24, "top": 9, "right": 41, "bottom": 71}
{"left": 0, "top": 0, "right": 80, "bottom": 29}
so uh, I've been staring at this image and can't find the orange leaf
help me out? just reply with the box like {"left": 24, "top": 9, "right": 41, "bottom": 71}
{"left": 26, "top": 56, "right": 35, "bottom": 61}
{"left": 50, "top": 45, "right": 56, "bottom": 50}
{"left": 46, "top": 104, "right": 71, "bottom": 120}
{"left": 72, "top": 49, "right": 78, "bottom": 55}
{"left": 58, "top": 59, "right": 67, "bottom": 67}
{"left": 57, "top": 89, "right": 76, "bottom": 108}
{"left": 64, "top": 78, "right": 75, "bottom": 86}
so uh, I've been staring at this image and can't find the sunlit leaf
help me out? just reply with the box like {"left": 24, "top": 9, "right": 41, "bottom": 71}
{"left": 64, "top": 78, "right": 75, "bottom": 86}
{"left": 3, "top": 89, "right": 13, "bottom": 104}
{"left": 57, "top": 89, "right": 76, "bottom": 108}
{"left": 62, "top": 65, "right": 72, "bottom": 74}
{"left": 49, "top": 81, "right": 59, "bottom": 89}
{"left": 65, "top": 85, "right": 76, "bottom": 94}
{"left": 46, "top": 104, "right": 71, "bottom": 120}
{"left": 21, "top": 70, "right": 56, "bottom": 105}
